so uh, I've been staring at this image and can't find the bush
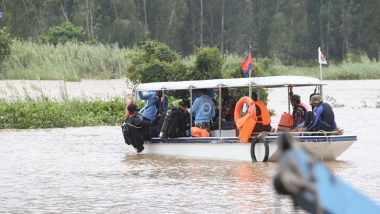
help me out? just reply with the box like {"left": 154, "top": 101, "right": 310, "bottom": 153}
{"left": 258, "top": 57, "right": 272, "bottom": 72}
{"left": 192, "top": 47, "right": 223, "bottom": 80}
{"left": 127, "top": 40, "right": 187, "bottom": 83}
{"left": 41, "top": 22, "right": 86, "bottom": 45}
{"left": 0, "top": 29, "right": 12, "bottom": 64}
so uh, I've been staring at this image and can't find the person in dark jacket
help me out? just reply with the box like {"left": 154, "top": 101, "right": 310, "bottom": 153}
{"left": 122, "top": 104, "right": 155, "bottom": 153}
{"left": 159, "top": 99, "right": 190, "bottom": 139}
{"left": 288, "top": 87, "right": 309, "bottom": 128}
{"left": 306, "top": 94, "right": 337, "bottom": 132}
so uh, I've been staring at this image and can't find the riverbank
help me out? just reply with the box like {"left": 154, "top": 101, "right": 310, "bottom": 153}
{"left": 0, "top": 97, "right": 125, "bottom": 129}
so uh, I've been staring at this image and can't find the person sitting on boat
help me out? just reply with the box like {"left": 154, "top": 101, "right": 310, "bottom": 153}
{"left": 159, "top": 99, "right": 190, "bottom": 139}
{"left": 122, "top": 104, "right": 155, "bottom": 153}
{"left": 304, "top": 94, "right": 337, "bottom": 132}
{"left": 189, "top": 89, "right": 215, "bottom": 133}
{"left": 289, "top": 88, "right": 308, "bottom": 128}
{"left": 252, "top": 92, "right": 274, "bottom": 133}
{"left": 138, "top": 90, "right": 168, "bottom": 122}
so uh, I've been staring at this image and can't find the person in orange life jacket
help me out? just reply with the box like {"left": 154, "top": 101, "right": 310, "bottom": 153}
{"left": 189, "top": 89, "right": 215, "bottom": 131}
{"left": 122, "top": 104, "right": 155, "bottom": 153}
{"left": 252, "top": 92, "right": 273, "bottom": 133}
{"left": 288, "top": 87, "right": 308, "bottom": 128}
{"left": 297, "top": 94, "right": 337, "bottom": 132}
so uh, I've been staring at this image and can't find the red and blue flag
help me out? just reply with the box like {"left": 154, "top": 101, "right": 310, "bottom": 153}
{"left": 241, "top": 47, "right": 252, "bottom": 77}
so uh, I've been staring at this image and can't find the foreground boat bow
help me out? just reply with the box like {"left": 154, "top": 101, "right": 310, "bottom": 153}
{"left": 274, "top": 133, "right": 380, "bottom": 214}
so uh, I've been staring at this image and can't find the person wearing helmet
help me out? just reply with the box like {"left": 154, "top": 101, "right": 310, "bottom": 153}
{"left": 306, "top": 94, "right": 337, "bottom": 132}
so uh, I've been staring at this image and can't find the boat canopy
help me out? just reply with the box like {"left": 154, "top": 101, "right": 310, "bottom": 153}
{"left": 135, "top": 76, "right": 323, "bottom": 91}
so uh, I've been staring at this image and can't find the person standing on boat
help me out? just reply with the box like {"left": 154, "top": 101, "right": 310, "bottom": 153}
{"left": 189, "top": 89, "right": 215, "bottom": 132}
{"left": 138, "top": 91, "right": 168, "bottom": 121}
{"left": 122, "top": 104, "right": 154, "bottom": 153}
{"left": 288, "top": 87, "right": 308, "bottom": 128}
{"left": 305, "top": 94, "right": 337, "bottom": 132}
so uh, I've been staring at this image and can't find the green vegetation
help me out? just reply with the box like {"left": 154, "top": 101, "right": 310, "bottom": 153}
{"left": 193, "top": 47, "right": 223, "bottom": 80}
{"left": 0, "top": 40, "right": 378, "bottom": 81}
{"left": 0, "top": 40, "right": 130, "bottom": 81}
{"left": 270, "top": 62, "right": 380, "bottom": 80}
{"left": 40, "top": 22, "right": 87, "bottom": 45}
{"left": 0, "top": 96, "right": 125, "bottom": 129}
{"left": 0, "top": 30, "right": 12, "bottom": 64}
{"left": 127, "top": 40, "right": 184, "bottom": 83}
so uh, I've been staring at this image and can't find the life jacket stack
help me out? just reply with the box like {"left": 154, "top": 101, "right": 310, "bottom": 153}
{"left": 234, "top": 96, "right": 257, "bottom": 143}
{"left": 277, "top": 112, "right": 294, "bottom": 131}
{"left": 191, "top": 127, "right": 210, "bottom": 137}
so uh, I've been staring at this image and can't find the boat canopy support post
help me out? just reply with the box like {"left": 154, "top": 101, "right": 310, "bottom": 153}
{"left": 189, "top": 87, "right": 193, "bottom": 137}
{"left": 218, "top": 85, "right": 222, "bottom": 138}
{"left": 249, "top": 81, "right": 252, "bottom": 99}
{"left": 287, "top": 86, "right": 291, "bottom": 113}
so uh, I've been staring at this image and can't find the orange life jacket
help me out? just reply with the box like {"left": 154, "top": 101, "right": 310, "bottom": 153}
{"left": 277, "top": 112, "right": 294, "bottom": 131}
{"left": 255, "top": 100, "right": 271, "bottom": 125}
{"left": 234, "top": 96, "right": 257, "bottom": 144}
{"left": 191, "top": 127, "right": 210, "bottom": 137}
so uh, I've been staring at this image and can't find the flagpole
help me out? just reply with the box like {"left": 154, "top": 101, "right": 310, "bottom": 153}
{"left": 249, "top": 45, "right": 252, "bottom": 97}
{"left": 319, "top": 63, "right": 323, "bottom": 80}
{"left": 249, "top": 68, "right": 252, "bottom": 97}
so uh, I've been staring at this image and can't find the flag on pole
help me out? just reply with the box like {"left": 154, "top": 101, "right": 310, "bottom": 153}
{"left": 318, "top": 47, "right": 327, "bottom": 64}
{"left": 241, "top": 47, "right": 253, "bottom": 77}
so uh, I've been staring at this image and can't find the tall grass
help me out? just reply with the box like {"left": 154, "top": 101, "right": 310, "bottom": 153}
{"left": 270, "top": 62, "right": 380, "bottom": 80}
{"left": 1, "top": 40, "right": 379, "bottom": 80}
{"left": 0, "top": 40, "right": 132, "bottom": 81}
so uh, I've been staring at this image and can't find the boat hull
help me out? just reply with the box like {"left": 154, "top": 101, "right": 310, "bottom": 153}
{"left": 137, "top": 135, "right": 357, "bottom": 162}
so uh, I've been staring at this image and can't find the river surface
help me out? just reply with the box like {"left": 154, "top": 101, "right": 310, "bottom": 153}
{"left": 1, "top": 79, "right": 380, "bottom": 213}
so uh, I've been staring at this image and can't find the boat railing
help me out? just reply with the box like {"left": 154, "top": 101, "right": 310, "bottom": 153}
{"left": 252, "top": 131, "right": 341, "bottom": 137}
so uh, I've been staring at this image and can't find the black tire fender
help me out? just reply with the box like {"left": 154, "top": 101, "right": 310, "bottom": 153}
{"left": 250, "top": 134, "right": 269, "bottom": 162}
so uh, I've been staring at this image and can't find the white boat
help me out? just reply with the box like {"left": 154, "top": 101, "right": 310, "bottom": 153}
{"left": 133, "top": 76, "right": 357, "bottom": 162}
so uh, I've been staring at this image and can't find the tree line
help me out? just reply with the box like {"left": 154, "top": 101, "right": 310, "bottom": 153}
{"left": 1, "top": 0, "right": 379, "bottom": 64}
